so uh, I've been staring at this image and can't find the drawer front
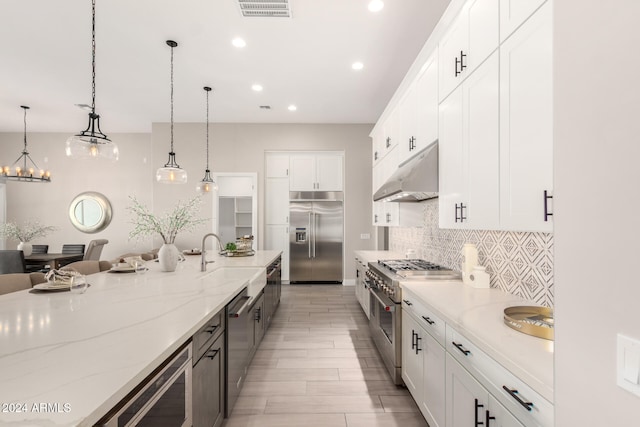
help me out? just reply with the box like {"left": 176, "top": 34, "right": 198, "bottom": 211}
{"left": 194, "top": 310, "right": 225, "bottom": 363}
{"left": 446, "top": 326, "right": 553, "bottom": 427}
{"left": 402, "top": 290, "right": 446, "bottom": 346}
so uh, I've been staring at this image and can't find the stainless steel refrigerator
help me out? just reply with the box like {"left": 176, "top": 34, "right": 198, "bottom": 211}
{"left": 289, "top": 192, "right": 343, "bottom": 283}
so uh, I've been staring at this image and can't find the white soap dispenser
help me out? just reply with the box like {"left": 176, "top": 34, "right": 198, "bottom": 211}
{"left": 461, "top": 243, "right": 478, "bottom": 285}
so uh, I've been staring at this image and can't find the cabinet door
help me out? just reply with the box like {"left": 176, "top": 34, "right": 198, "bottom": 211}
{"left": 265, "top": 225, "right": 289, "bottom": 281}
{"left": 266, "top": 153, "right": 290, "bottom": 178}
{"left": 487, "top": 395, "right": 525, "bottom": 427}
{"left": 500, "top": 0, "right": 547, "bottom": 42}
{"left": 383, "top": 203, "right": 400, "bottom": 227}
{"left": 499, "top": 1, "right": 552, "bottom": 232}
{"left": 193, "top": 333, "right": 225, "bottom": 427}
{"left": 463, "top": 51, "right": 500, "bottom": 229}
{"left": 289, "top": 155, "right": 316, "bottom": 191}
{"left": 316, "top": 154, "right": 343, "bottom": 191}
{"left": 372, "top": 201, "right": 385, "bottom": 226}
{"left": 421, "top": 332, "right": 446, "bottom": 427}
{"left": 438, "top": 85, "right": 464, "bottom": 229}
{"left": 383, "top": 108, "right": 400, "bottom": 154}
{"left": 402, "top": 313, "right": 424, "bottom": 403}
{"left": 398, "top": 83, "right": 419, "bottom": 165}
{"left": 266, "top": 178, "right": 289, "bottom": 224}
{"left": 371, "top": 127, "right": 384, "bottom": 166}
{"left": 416, "top": 53, "right": 439, "bottom": 155}
{"left": 446, "top": 354, "right": 489, "bottom": 427}
{"left": 439, "top": 11, "right": 467, "bottom": 102}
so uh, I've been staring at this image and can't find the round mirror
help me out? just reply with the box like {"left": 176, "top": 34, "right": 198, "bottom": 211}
{"left": 69, "top": 192, "right": 113, "bottom": 233}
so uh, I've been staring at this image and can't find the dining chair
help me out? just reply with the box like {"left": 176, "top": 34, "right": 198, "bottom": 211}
{"left": 61, "top": 260, "right": 112, "bottom": 276}
{"left": 0, "top": 250, "right": 26, "bottom": 274}
{"left": 83, "top": 239, "right": 109, "bottom": 261}
{"left": 0, "top": 272, "right": 48, "bottom": 295}
{"left": 31, "top": 245, "right": 49, "bottom": 254}
{"left": 62, "top": 244, "right": 86, "bottom": 255}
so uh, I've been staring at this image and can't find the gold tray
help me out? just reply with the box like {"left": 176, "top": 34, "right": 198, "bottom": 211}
{"left": 223, "top": 249, "right": 255, "bottom": 257}
{"left": 503, "top": 306, "right": 554, "bottom": 340}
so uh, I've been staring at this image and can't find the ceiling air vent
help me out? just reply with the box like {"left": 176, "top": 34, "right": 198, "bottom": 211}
{"left": 237, "top": 0, "right": 291, "bottom": 18}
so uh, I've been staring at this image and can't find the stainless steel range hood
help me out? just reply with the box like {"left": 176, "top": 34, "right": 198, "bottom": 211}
{"left": 373, "top": 140, "right": 438, "bottom": 202}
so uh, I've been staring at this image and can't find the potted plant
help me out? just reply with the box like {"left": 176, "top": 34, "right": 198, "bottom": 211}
{"left": 127, "top": 196, "right": 207, "bottom": 271}
{"left": 0, "top": 220, "right": 58, "bottom": 256}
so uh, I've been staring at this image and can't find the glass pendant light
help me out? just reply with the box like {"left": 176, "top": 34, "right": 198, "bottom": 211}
{"left": 156, "top": 40, "right": 187, "bottom": 184}
{"left": 196, "top": 86, "right": 217, "bottom": 193}
{"left": 2, "top": 106, "right": 52, "bottom": 182}
{"left": 65, "top": 0, "right": 118, "bottom": 160}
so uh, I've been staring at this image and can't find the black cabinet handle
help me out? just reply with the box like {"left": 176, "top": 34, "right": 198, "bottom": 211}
{"left": 374, "top": 214, "right": 378, "bottom": 223}
{"left": 421, "top": 315, "right": 435, "bottom": 325}
{"left": 485, "top": 411, "right": 496, "bottom": 427}
{"left": 455, "top": 56, "right": 461, "bottom": 77}
{"left": 386, "top": 137, "right": 391, "bottom": 148}
{"left": 255, "top": 307, "right": 262, "bottom": 322}
{"left": 502, "top": 386, "right": 534, "bottom": 411}
{"left": 206, "top": 348, "right": 220, "bottom": 359}
{"left": 460, "top": 51, "right": 467, "bottom": 72}
{"left": 374, "top": 151, "right": 378, "bottom": 161}
{"left": 452, "top": 341, "right": 471, "bottom": 356}
{"left": 415, "top": 335, "right": 422, "bottom": 354}
{"left": 460, "top": 203, "right": 467, "bottom": 222}
{"left": 474, "top": 399, "right": 484, "bottom": 426}
{"left": 455, "top": 203, "right": 461, "bottom": 222}
{"left": 386, "top": 213, "right": 391, "bottom": 223}
{"left": 409, "top": 136, "right": 416, "bottom": 151}
{"left": 204, "top": 325, "right": 218, "bottom": 334}
{"left": 411, "top": 330, "right": 416, "bottom": 350}
{"left": 403, "top": 299, "right": 412, "bottom": 306}
{"left": 544, "top": 190, "right": 553, "bottom": 222}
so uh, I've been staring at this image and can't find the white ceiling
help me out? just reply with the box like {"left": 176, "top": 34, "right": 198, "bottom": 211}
{"left": 0, "top": 0, "right": 451, "bottom": 133}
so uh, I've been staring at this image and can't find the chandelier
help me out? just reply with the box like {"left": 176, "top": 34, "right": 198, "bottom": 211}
{"left": 2, "top": 106, "right": 51, "bottom": 183}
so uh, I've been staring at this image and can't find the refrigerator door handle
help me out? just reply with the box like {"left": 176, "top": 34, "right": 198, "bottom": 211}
{"left": 308, "top": 212, "right": 312, "bottom": 259}
{"left": 312, "top": 211, "right": 317, "bottom": 258}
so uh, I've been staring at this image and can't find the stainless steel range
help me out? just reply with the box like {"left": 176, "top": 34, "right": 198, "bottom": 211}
{"left": 366, "top": 259, "right": 460, "bottom": 384}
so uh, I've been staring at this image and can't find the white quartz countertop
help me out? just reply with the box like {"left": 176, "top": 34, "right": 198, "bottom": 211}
{"left": 0, "top": 250, "right": 280, "bottom": 427}
{"left": 401, "top": 281, "right": 554, "bottom": 403}
{"left": 353, "top": 250, "right": 405, "bottom": 264}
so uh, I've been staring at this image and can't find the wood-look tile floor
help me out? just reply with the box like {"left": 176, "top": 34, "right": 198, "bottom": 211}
{"left": 222, "top": 284, "right": 428, "bottom": 427}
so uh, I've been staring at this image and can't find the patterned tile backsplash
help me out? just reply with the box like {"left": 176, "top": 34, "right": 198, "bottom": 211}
{"left": 389, "top": 199, "right": 554, "bottom": 307}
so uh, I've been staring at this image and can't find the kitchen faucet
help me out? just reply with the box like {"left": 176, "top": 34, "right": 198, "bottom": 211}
{"left": 201, "top": 233, "right": 224, "bottom": 272}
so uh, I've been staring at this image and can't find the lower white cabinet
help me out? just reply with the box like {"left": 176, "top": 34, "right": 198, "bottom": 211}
{"left": 354, "top": 257, "right": 370, "bottom": 319}
{"left": 446, "top": 354, "right": 524, "bottom": 427}
{"left": 265, "top": 225, "right": 289, "bottom": 282}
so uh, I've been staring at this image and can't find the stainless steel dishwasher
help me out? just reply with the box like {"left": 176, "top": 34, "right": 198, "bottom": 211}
{"left": 225, "top": 288, "right": 251, "bottom": 417}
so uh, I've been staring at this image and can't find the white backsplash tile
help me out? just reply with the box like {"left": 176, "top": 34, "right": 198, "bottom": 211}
{"left": 389, "top": 199, "right": 554, "bottom": 307}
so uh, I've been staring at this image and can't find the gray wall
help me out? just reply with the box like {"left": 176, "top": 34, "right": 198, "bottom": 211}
{"left": 554, "top": 1, "right": 640, "bottom": 424}
{"left": 0, "top": 123, "right": 376, "bottom": 280}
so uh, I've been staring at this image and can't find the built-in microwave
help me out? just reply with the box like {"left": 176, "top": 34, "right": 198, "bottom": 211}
{"left": 97, "top": 342, "right": 192, "bottom": 427}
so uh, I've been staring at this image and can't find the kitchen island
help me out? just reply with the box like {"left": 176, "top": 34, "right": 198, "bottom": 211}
{"left": 0, "top": 250, "right": 281, "bottom": 427}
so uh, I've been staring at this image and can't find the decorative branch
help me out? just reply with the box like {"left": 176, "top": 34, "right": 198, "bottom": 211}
{"left": 0, "top": 221, "right": 58, "bottom": 242}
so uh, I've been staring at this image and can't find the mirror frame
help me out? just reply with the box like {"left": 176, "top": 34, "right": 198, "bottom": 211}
{"left": 68, "top": 191, "right": 113, "bottom": 234}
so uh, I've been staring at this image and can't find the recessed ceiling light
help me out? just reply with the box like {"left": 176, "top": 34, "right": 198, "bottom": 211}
{"left": 368, "top": 0, "right": 384, "bottom": 12}
{"left": 288, "top": 105, "right": 297, "bottom": 111}
{"left": 252, "top": 84, "right": 263, "bottom": 92}
{"left": 232, "top": 37, "right": 246, "bottom": 48}
{"left": 352, "top": 62, "right": 364, "bottom": 71}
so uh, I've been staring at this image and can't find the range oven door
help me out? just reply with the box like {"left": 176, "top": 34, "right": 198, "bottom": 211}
{"left": 368, "top": 286, "right": 402, "bottom": 384}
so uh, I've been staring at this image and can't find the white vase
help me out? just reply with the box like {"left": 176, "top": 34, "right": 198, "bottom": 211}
{"left": 17, "top": 242, "right": 33, "bottom": 256}
{"left": 158, "top": 243, "right": 180, "bottom": 272}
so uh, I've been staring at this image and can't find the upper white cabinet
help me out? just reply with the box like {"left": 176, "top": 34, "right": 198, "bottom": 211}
{"left": 265, "top": 153, "right": 290, "bottom": 178}
{"left": 439, "top": 52, "right": 500, "bottom": 230}
{"left": 439, "top": 0, "right": 499, "bottom": 102}
{"left": 399, "top": 53, "right": 439, "bottom": 165}
{"left": 265, "top": 178, "right": 289, "bottom": 225}
{"left": 499, "top": 1, "right": 552, "bottom": 232}
{"left": 289, "top": 153, "right": 343, "bottom": 192}
{"left": 500, "top": 0, "right": 547, "bottom": 42}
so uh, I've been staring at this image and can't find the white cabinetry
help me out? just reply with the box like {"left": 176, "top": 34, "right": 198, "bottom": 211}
{"left": 265, "top": 153, "right": 290, "bottom": 178}
{"left": 439, "top": 0, "right": 499, "bottom": 102}
{"left": 266, "top": 178, "right": 289, "bottom": 225}
{"left": 354, "top": 257, "right": 370, "bottom": 319}
{"left": 500, "top": 0, "right": 547, "bottom": 42}
{"left": 290, "top": 153, "right": 343, "bottom": 192}
{"left": 402, "top": 292, "right": 446, "bottom": 427}
{"left": 439, "top": 52, "right": 499, "bottom": 229}
{"left": 265, "top": 153, "right": 291, "bottom": 282}
{"left": 499, "top": 1, "right": 552, "bottom": 232}
{"left": 399, "top": 53, "right": 439, "bottom": 165}
{"left": 265, "top": 225, "right": 289, "bottom": 282}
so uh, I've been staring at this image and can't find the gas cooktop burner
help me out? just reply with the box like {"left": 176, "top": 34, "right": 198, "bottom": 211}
{"left": 378, "top": 259, "right": 449, "bottom": 273}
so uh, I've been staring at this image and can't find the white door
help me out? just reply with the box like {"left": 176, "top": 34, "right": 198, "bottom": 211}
{"left": 438, "top": 85, "right": 464, "bottom": 228}
{"left": 499, "top": 1, "right": 552, "bottom": 232}
{"left": 500, "top": 0, "right": 548, "bottom": 42}
{"left": 289, "top": 155, "right": 316, "bottom": 191}
{"left": 316, "top": 154, "right": 343, "bottom": 191}
{"left": 421, "top": 332, "right": 446, "bottom": 427}
{"left": 265, "top": 178, "right": 289, "bottom": 224}
{"left": 446, "top": 354, "right": 489, "bottom": 427}
{"left": 487, "top": 395, "right": 525, "bottom": 427}
{"left": 402, "top": 313, "right": 424, "bottom": 403}
{"left": 266, "top": 153, "right": 290, "bottom": 178}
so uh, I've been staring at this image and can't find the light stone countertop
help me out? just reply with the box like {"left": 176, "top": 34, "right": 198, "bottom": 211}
{"left": 0, "top": 250, "right": 280, "bottom": 427}
{"left": 353, "top": 250, "right": 405, "bottom": 264}
{"left": 401, "top": 281, "right": 554, "bottom": 403}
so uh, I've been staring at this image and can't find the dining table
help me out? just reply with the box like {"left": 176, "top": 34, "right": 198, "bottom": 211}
{"left": 24, "top": 253, "right": 85, "bottom": 270}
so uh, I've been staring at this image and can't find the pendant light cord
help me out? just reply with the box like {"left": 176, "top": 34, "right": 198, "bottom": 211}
{"left": 170, "top": 43, "right": 174, "bottom": 153}
{"left": 205, "top": 89, "right": 210, "bottom": 170}
{"left": 23, "top": 107, "right": 28, "bottom": 151}
{"left": 91, "top": 0, "right": 96, "bottom": 114}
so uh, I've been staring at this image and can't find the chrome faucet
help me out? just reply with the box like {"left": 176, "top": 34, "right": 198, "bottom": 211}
{"left": 201, "top": 233, "right": 224, "bottom": 272}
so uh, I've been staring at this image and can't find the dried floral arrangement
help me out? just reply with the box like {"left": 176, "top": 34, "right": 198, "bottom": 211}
{"left": 0, "top": 220, "right": 58, "bottom": 242}
{"left": 127, "top": 196, "right": 207, "bottom": 244}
